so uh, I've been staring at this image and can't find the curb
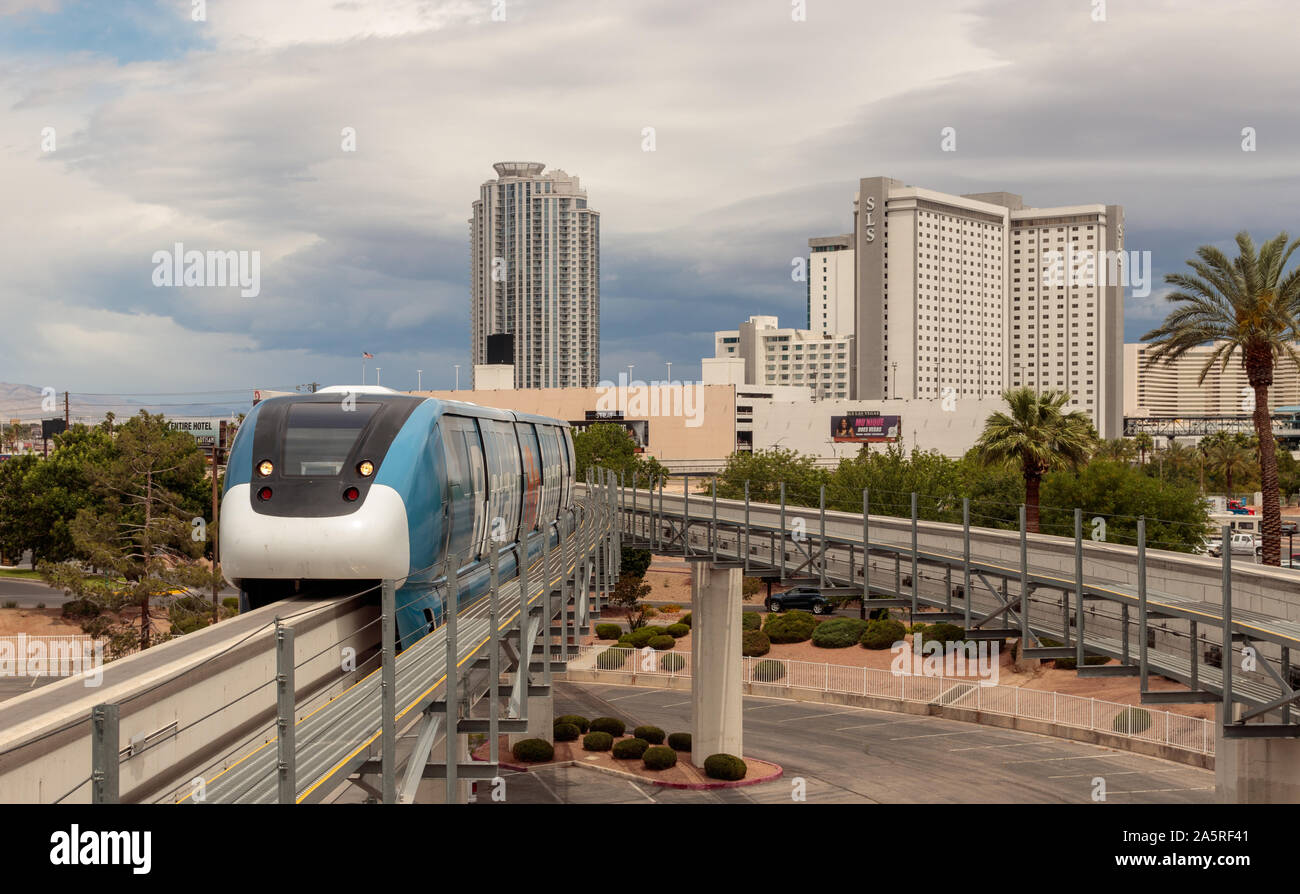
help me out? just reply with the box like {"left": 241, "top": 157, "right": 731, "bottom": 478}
{"left": 480, "top": 752, "right": 784, "bottom": 789}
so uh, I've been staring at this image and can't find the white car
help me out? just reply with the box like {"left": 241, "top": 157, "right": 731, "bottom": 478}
{"left": 1207, "top": 532, "right": 1260, "bottom": 558}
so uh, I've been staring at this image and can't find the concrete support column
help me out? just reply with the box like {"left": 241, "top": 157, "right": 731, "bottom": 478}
{"left": 510, "top": 693, "right": 554, "bottom": 746}
{"left": 417, "top": 732, "right": 471, "bottom": 804}
{"left": 1216, "top": 704, "right": 1300, "bottom": 802}
{"left": 690, "top": 562, "right": 743, "bottom": 767}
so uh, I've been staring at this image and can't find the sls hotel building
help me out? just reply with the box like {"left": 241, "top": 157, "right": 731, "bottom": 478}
{"left": 812, "top": 177, "right": 1125, "bottom": 439}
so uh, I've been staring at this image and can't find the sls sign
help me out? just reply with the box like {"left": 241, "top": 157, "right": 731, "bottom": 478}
{"left": 861, "top": 194, "right": 877, "bottom": 243}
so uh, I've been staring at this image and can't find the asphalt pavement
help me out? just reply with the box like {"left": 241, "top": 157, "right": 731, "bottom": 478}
{"left": 473, "top": 681, "right": 1214, "bottom": 804}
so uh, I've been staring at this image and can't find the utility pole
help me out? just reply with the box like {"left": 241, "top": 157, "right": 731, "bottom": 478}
{"left": 212, "top": 420, "right": 226, "bottom": 624}
{"left": 64, "top": 391, "right": 69, "bottom": 428}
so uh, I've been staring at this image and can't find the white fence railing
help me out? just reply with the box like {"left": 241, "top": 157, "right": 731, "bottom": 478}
{"left": 568, "top": 645, "right": 1214, "bottom": 756}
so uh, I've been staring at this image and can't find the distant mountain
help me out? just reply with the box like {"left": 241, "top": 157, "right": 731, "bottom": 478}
{"left": 0, "top": 383, "right": 252, "bottom": 424}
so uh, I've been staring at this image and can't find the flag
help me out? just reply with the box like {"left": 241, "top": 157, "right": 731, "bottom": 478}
{"left": 362, "top": 352, "right": 374, "bottom": 359}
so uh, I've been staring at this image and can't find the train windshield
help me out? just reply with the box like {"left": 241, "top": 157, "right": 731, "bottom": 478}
{"left": 282, "top": 402, "right": 378, "bottom": 476}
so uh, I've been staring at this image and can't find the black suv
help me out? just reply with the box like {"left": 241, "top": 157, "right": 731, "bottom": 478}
{"left": 766, "top": 586, "right": 832, "bottom": 615}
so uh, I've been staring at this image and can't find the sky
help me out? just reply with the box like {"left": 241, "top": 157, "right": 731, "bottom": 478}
{"left": 1, "top": 0, "right": 1298, "bottom": 397}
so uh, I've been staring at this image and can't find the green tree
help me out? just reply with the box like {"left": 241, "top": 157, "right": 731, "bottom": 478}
{"left": 1134, "top": 432, "right": 1154, "bottom": 466}
{"left": 610, "top": 574, "right": 652, "bottom": 632}
{"left": 1141, "top": 231, "right": 1300, "bottom": 565}
{"left": 1094, "top": 438, "right": 1138, "bottom": 464}
{"left": 41, "top": 412, "right": 222, "bottom": 655}
{"left": 1041, "top": 460, "right": 1211, "bottom": 552}
{"left": 974, "top": 388, "right": 1096, "bottom": 533}
{"left": 573, "top": 423, "right": 667, "bottom": 488}
{"left": 714, "top": 447, "right": 826, "bottom": 506}
{"left": 1201, "top": 432, "right": 1257, "bottom": 498}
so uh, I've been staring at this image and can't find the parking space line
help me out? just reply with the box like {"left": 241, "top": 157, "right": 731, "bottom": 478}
{"left": 775, "top": 710, "right": 865, "bottom": 723}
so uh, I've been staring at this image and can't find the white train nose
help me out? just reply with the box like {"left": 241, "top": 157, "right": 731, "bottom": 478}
{"left": 219, "top": 483, "right": 411, "bottom": 581}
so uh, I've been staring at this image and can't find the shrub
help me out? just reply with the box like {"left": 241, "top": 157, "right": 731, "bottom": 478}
{"left": 680, "top": 612, "right": 691, "bottom": 627}
{"left": 643, "top": 606, "right": 658, "bottom": 618}
{"left": 595, "top": 623, "right": 623, "bottom": 640}
{"left": 222, "top": 596, "right": 239, "bottom": 612}
{"left": 667, "top": 732, "right": 692, "bottom": 752}
{"left": 2, "top": 600, "right": 15, "bottom": 609}
{"left": 582, "top": 731, "right": 613, "bottom": 751}
{"left": 35, "top": 602, "right": 44, "bottom": 610}
{"left": 589, "top": 717, "right": 626, "bottom": 737}
{"left": 552, "top": 722, "right": 580, "bottom": 742}
{"left": 908, "top": 623, "right": 929, "bottom": 636}
{"left": 919, "top": 622, "right": 966, "bottom": 647}
{"left": 660, "top": 652, "right": 686, "bottom": 671}
{"left": 811, "top": 617, "right": 870, "bottom": 649}
{"left": 633, "top": 725, "right": 665, "bottom": 744}
{"left": 642, "top": 745, "right": 678, "bottom": 770}
{"left": 597, "top": 647, "right": 629, "bottom": 670}
{"left": 625, "top": 627, "right": 657, "bottom": 648}
{"left": 1112, "top": 707, "right": 1152, "bottom": 734}
{"left": 643, "top": 625, "right": 670, "bottom": 637}
{"left": 861, "top": 618, "right": 906, "bottom": 650}
{"left": 763, "top": 610, "right": 819, "bottom": 644}
{"left": 556, "top": 714, "right": 590, "bottom": 733}
{"left": 742, "top": 629, "right": 771, "bottom": 657}
{"left": 703, "top": 753, "right": 747, "bottom": 781}
{"left": 753, "top": 659, "right": 786, "bottom": 682}
{"left": 511, "top": 738, "right": 554, "bottom": 763}
{"left": 612, "top": 737, "right": 650, "bottom": 759}
{"left": 742, "top": 577, "right": 762, "bottom": 598}
{"left": 661, "top": 603, "right": 682, "bottom": 613}
{"left": 666, "top": 623, "right": 689, "bottom": 638}
{"left": 648, "top": 635, "right": 675, "bottom": 651}
{"left": 61, "top": 598, "right": 101, "bottom": 620}
{"left": 741, "top": 612, "right": 761, "bottom": 631}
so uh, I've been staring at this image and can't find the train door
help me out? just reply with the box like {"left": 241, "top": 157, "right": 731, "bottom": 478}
{"left": 438, "top": 416, "right": 484, "bottom": 566}
{"left": 462, "top": 421, "right": 488, "bottom": 562}
{"left": 516, "top": 422, "right": 542, "bottom": 538}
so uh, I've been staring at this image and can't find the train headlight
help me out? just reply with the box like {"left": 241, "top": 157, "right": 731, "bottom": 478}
{"left": 257, "top": 460, "right": 274, "bottom": 477}
{"left": 357, "top": 460, "right": 375, "bottom": 477}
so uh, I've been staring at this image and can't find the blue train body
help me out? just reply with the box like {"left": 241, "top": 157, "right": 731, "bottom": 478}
{"left": 220, "top": 387, "right": 576, "bottom": 650}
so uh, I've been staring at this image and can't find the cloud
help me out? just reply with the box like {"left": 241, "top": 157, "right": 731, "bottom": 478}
{"left": 1, "top": 0, "right": 1298, "bottom": 397}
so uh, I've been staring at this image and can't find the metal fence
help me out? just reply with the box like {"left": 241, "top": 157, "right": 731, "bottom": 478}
{"left": 569, "top": 645, "right": 1215, "bottom": 756}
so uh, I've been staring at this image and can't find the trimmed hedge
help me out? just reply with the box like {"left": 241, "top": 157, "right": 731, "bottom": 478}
{"left": 511, "top": 738, "right": 554, "bottom": 763}
{"left": 861, "top": 618, "right": 906, "bottom": 650}
{"left": 643, "top": 625, "right": 671, "bottom": 637}
{"left": 741, "top": 612, "right": 761, "bottom": 631}
{"left": 811, "top": 617, "right": 870, "bottom": 649}
{"left": 595, "top": 623, "right": 623, "bottom": 640}
{"left": 597, "top": 647, "right": 629, "bottom": 669}
{"left": 648, "top": 635, "right": 676, "bottom": 651}
{"left": 666, "top": 623, "right": 690, "bottom": 638}
{"left": 552, "top": 722, "right": 580, "bottom": 742}
{"left": 612, "top": 737, "right": 650, "bottom": 760}
{"left": 660, "top": 652, "right": 686, "bottom": 671}
{"left": 642, "top": 745, "right": 678, "bottom": 770}
{"left": 624, "top": 627, "right": 657, "bottom": 648}
{"left": 589, "top": 717, "right": 626, "bottom": 737}
{"left": 667, "top": 732, "right": 692, "bottom": 752}
{"left": 582, "top": 731, "right": 614, "bottom": 751}
{"left": 1112, "top": 707, "right": 1152, "bottom": 734}
{"left": 556, "top": 714, "right": 590, "bottom": 733}
{"left": 680, "top": 612, "right": 692, "bottom": 627}
{"left": 753, "top": 659, "right": 786, "bottom": 682}
{"left": 742, "top": 629, "right": 771, "bottom": 657}
{"left": 703, "top": 753, "right": 747, "bottom": 781}
{"left": 763, "top": 609, "right": 820, "bottom": 644}
{"left": 633, "top": 725, "right": 665, "bottom": 745}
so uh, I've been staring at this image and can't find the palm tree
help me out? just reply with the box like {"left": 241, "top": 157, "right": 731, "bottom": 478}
{"left": 1163, "top": 441, "right": 1198, "bottom": 480}
{"left": 1094, "top": 438, "right": 1138, "bottom": 464}
{"left": 1134, "top": 432, "right": 1154, "bottom": 466}
{"left": 1142, "top": 231, "right": 1300, "bottom": 565}
{"left": 1203, "top": 435, "right": 1256, "bottom": 499}
{"left": 975, "top": 387, "right": 1096, "bottom": 532}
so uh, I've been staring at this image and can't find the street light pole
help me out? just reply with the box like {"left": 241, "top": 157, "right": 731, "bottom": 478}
{"left": 417, "top": 369, "right": 423, "bottom": 391}
{"left": 454, "top": 364, "right": 460, "bottom": 391}
{"left": 666, "top": 361, "right": 672, "bottom": 383}
{"left": 376, "top": 367, "right": 381, "bottom": 386}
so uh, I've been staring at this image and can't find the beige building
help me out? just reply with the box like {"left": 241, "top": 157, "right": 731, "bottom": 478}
{"left": 712, "top": 315, "right": 853, "bottom": 400}
{"left": 850, "top": 177, "right": 1124, "bottom": 438}
{"left": 1124, "top": 341, "right": 1300, "bottom": 417}
{"left": 469, "top": 162, "right": 600, "bottom": 390}
{"left": 807, "top": 234, "right": 855, "bottom": 335}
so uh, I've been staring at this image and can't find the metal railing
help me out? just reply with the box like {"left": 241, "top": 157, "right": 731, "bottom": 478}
{"left": 567, "top": 644, "right": 1214, "bottom": 756}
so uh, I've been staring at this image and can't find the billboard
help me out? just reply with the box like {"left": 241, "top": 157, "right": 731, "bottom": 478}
{"left": 166, "top": 417, "right": 227, "bottom": 448}
{"left": 831, "top": 413, "right": 901, "bottom": 443}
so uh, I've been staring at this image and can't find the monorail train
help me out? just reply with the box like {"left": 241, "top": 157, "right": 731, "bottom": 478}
{"left": 219, "top": 386, "right": 577, "bottom": 649}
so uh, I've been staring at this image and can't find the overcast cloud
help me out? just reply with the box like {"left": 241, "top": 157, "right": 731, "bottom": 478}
{"left": 1, "top": 0, "right": 1297, "bottom": 396}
